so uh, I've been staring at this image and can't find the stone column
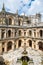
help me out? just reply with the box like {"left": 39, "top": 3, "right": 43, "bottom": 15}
{"left": 42, "top": 30, "right": 43, "bottom": 38}
{"left": 26, "top": 40, "right": 29, "bottom": 47}
{"left": 26, "top": 31, "right": 27, "bottom": 36}
{"left": 22, "top": 30, "right": 24, "bottom": 36}
{"left": 36, "top": 30, "right": 39, "bottom": 38}
{"left": 13, "top": 29, "right": 15, "bottom": 38}
{"left": 32, "top": 30, "right": 34, "bottom": 37}
{"left": 36, "top": 32, "right": 38, "bottom": 38}
{"left": 21, "top": 21, "right": 22, "bottom": 25}
{"left": 17, "top": 30, "right": 18, "bottom": 36}
{"left": 11, "top": 29, "right": 12, "bottom": 38}
{"left": 12, "top": 43, "right": 14, "bottom": 50}
{"left": 21, "top": 40, "right": 24, "bottom": 47}
{"left": 16, "top": 41, "right": 18, "bottom": 48}
{"left": 4, "top": 30, "right": 6, "bottom": 38}
{"left": 12, "top": 19, "right": 14, "bottom": 25}
{"left": 4, "top": 42, "right": 7, "bottom": 53}
{"left": 0, "top": 29, "right": 1, "bottom": 39}
{"left": 6, "top": 29, "right": 8, "bottom": 38}
{"left": 32, "top": 41, "right": 34, "bottom": 49}
{"left": 0, "top": 42, "right": 2, "bottom": 54}
{"left": 36, "top": 30, "right": 37, "bottom": 37}
{"left": 36, "top": 44, "right": 39, "bottom": 50}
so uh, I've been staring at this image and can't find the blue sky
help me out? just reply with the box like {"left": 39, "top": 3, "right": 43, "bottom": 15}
{"left": 0, "top": 0, "right": 43, "bottom": 21}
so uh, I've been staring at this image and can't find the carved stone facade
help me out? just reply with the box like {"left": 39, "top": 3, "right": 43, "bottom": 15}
{"left": 0, "top": 4, "right": 43, "bottom": 54}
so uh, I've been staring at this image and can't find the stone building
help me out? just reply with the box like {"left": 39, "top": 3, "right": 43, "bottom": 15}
{"left": 0, "top": 4, "right": 43, "bottom": 54}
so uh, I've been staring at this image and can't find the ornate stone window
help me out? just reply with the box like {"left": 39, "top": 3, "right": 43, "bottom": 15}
{"left": 8, "top": 30, "right": 11, "bottom": 37}
{"left": 38, "top": 42, "right": 43, "bottom": 51}
{"left": 19, "top": 30, "right": 21, "bottom": 36}
{"left": 1, "top": 29, "right": 5, "bottom": 38}
{"left": 9, "top": 18, "right": 12, "bottom": 25}
{"left": 18, "top": 40, "right": 22, "bottom": 47}
{"left": 7, "top": 41, "right": 12, "bottom": 51}
{"left": 40, "top": 30, "right": 42, "bottom": 37}
{"left": 29, "top": 40, "right": 32, "bottom": 47}
{"left": 2, "top": 48, "right": 4, "bottom": 52}
{"left": 18, "top": 20, "right": 20, "bottom": 26}
{"left": 29, "top": 30, "right": 32, "bottom": 36}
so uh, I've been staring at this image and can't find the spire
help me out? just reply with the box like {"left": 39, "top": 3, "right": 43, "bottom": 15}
{"left": 23, "top": 12, "right": 25, "bottom": 21}
{"left": 15, "top": 10, "right": 19, "bottom": 25}
{"left": 2, "top": 3, "right": 5, "bottom": 11}
{"left": 16, "top": 10, "right": 18, "bottom": 14}
{"left": 16, "top": 10, "right": 18, "bottom": 18}
{"left": 16, "top": 10, "right": 18, "bottom": 15}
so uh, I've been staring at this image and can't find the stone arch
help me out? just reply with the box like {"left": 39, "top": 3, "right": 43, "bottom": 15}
{"left": 28, "top": 40, "right": 32, "bottom": 47}
{"left": 38, "top": 41, "right": 43, "bottom": 51}
{"left": 18, "top": 40, "right": 22, "bottom": 47}
{"left": 7, "top": 41, "right": 12, "bottom": 51}
{"left": 39, "top": 30, "right": 43, "bottom": 37}
{"left": 8, "top": 30, "right": 11, "bottom": 37}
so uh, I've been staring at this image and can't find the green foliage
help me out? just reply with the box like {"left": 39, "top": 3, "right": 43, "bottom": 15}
{"left": 22, "top": 61, "right": 28, "bottom": 65}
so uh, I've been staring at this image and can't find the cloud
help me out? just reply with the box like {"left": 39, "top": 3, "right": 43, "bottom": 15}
{"left": 0, "top": 0, "right": 43, "bottom": 18}
{"left": 25, "top": 0, "right": 43, "bottom": 15}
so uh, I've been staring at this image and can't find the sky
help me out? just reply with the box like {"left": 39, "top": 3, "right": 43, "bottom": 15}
{"left": 0, "top": 0, "right": 43, "bottom": 21}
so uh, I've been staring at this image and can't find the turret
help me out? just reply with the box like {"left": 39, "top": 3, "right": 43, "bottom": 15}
{"left": 36, "top": 13, "right": 41, "bottom": 22}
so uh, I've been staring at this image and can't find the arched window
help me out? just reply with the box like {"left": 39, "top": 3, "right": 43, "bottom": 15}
{"left": 9, "top": 18, "right": 12, "bottom": 25}
{"left": 2, "top": 48, "right": 4, "bottom": 52}
{"left": 1, "top": 30, "right": 5, "bottom": 38}
{"left": 7, "top": 41, "right": 12, "bottom": 51}
{"left": 29, "top": 30, "right": 32, "bottom": 36}
{"left": 29, "top": 40, "right": 32, "bottom": 47}
{"left": 40, "top": 30, "right": 42, "bottom": 37}
{"left": 8, "top": 30, "right": 11, "bottom": 37}
{"left": 1, "top": 32, "right": 4, "bottom": 38}
{"left": 18, "top": 40, "right": 22, "bottom": 47}
{"left": 38, "top": 42, "right": 43, "bottom": 51}
{"left": 19, "top": 30, "right": 21, "bottom": 36}
{"left": 18, "top": 20, "right": 20, "bottom": 26}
